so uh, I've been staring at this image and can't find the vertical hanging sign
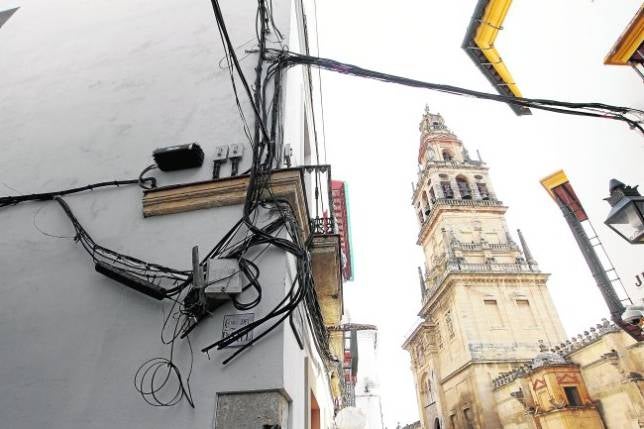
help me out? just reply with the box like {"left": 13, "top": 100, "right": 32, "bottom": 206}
{"left": 331, "top": 180, "right": 354, "bottom": 282}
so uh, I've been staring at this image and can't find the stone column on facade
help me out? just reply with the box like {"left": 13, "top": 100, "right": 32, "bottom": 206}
{"left": 450, "top": 177, "right": 460, "bottom": 200}
{"left": 471, "top": 182, "right": 481, "bottom": 201}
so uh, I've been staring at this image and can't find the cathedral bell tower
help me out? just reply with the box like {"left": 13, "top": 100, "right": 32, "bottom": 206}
{"left": 403, "top": 107, "right": 566, "bottom": 429}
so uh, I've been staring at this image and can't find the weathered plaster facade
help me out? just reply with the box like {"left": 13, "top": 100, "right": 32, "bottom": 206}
{"left": 0, "top": 1, "right": 344, "bottom": 428}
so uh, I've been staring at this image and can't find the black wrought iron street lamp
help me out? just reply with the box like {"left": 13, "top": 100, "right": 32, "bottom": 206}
{"left": 604, "top": 179, "right": 644, "bottom": 244}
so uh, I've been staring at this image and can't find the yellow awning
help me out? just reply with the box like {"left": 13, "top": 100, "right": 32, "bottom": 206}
{"left": 473, "top": 0, "right": 524, "bottom": 98}
{"left": 605, "top": 5, "right": 644, "bottom": 65}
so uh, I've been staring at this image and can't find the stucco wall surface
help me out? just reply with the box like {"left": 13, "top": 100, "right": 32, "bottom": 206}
{"left": 0, "top": 0, "right": 335, "bottom": 428}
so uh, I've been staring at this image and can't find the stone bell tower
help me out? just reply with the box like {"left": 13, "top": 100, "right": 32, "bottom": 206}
{"left": 403, "top": 106, "right": 567, "bottom": 429}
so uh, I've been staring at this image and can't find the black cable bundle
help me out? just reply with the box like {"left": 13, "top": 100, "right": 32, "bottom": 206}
{"left": 199, "top": 0, "right": 334, "bottom": 368}
{"left": 0, "top": 0, "right": 335, "bottom": 410}
{"left": 269, "top": 50, "right": 644, "bottom": 134}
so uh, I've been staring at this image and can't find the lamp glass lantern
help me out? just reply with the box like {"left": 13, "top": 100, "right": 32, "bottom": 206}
{"left": 605, "top": 189, "right": 644, "bottom": 244}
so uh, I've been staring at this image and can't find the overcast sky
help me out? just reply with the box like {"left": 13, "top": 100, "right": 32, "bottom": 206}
{"left": 313, "top": 1, "right": 643, "bottom": 427}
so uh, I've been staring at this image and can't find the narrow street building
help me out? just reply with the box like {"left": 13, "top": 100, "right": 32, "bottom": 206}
{"left": 0, "top": 1, "right": 347, "bottom": 428}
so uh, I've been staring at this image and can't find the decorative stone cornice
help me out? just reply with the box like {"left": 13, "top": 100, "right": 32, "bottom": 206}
{"left": 553, "top": 319, "right": 621, "bottom": 357}
{"left": 412, "top": 160, "right": 489, "bottom": 203}
{"left": 417, "top": 198, "right": 507, "bottom": 245}
{"left": 142, "top": 169, "right": 310, "bottom": 237}
{"left": 419, "top": 269, "right": 549, "bottom": 317}
{"left": 421, "top": 258, "right": 540, "bottom": 303}
{"left": 491, "top": 319, "right": 622, "bottom": 389}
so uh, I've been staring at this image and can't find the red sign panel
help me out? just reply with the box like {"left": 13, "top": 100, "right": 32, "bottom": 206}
{"left": 331, "top": 180, "right": 353, "bottom": 281}
{"left": 551, "top": 181, "right": 588, "bottom": 222}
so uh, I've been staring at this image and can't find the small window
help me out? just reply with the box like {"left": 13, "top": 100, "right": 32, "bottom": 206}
{"left": 484, "top": 299, "right": 503, "bottom": 327}
{"left": 516, "top": 299, "right": 537, "bottom": 327}
{"left": 442, "top": 150, "right": 454, "bottom": 161}
{"left": 564, "top": 386, "right": 582, "bottom": 406}
{"left": 477, "top": 182, "right": 489, "bottom": 200}
{"left": 440, "top": 181, "right": 454, "bottom": 199}
{"left": 456, "top": 176, "right": 472, "bottom": 199}
{"left": 463, "top": 407, "right": 475, "bottom": 429}
{"left": 450, "top": 414, "right": 457, "bottom": 429}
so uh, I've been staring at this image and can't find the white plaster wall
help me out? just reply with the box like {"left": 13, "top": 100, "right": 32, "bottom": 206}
{"left": 0, "top": 0, "right": 334, "bottom": 427}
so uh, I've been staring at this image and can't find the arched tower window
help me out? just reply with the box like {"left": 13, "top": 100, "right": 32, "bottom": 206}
{"left": 477, "top": 182, "right": 489, "bottom": 200}
{"left": 440, "top": 180, "right": 454, "bottom": 199}
{"left": 456, "top": 176, "right": 471, "bottom": 199}
{"left": 427, "top": 374, "right": 435, "bottom": 404}
{"left": 422, "top": 191, "right": 430, "bottom": 215}
{"left": 442, "top": 149, "right": 454, "bottom": 161}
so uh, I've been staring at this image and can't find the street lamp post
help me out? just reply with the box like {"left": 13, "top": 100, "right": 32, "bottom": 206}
{"left": 604, "top": 179, "right": 644, "bottom": 245}
{"left": 604, "top": 179, "right": 644, "bottom": 341}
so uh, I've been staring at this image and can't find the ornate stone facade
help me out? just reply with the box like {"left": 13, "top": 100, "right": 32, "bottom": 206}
{"left": 403, "top": 108, "right": 644, "bottom": 429}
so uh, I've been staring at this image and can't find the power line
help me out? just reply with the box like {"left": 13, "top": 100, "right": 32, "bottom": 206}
{"left": 269, "top": 50, "right": 644, "bottom": 134}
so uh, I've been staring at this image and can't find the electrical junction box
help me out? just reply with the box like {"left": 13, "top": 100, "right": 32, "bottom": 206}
{"left": 228, "top": 143, "right": 244, "bottom": 159}
{"left": 283, "top": 143, "right": 292, "bottom": 158}
{"left": 214, "top": 145, "right": 229, "bottom": 161}
{"left": 204, "top": 259, "right": 242, "bottom": 299}
{"left": 153, "top": 143, "right": 204, "bottom": 171}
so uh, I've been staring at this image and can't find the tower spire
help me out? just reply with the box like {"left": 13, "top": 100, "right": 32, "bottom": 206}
{"left": 517, "top": 229, "right": 537, "bottom": 269}
{"left": 418, "top": 266, "right": 426, "bottom": 297}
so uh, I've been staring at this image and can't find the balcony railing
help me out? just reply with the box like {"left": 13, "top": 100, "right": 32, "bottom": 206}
{"left": 451, "top": 241, "right": 519, "bottom": 252}
{"left": 419, "top": 198, "right": 504, "bottom": 228}
{"left": 422, "top": 259, "right": 537, "bottom": 302}
{"left": 302, "top": 164, "right": 338, "bottom": 236}
{"left": 431, "top": 197, "right": 502, "bottom": 208}
{"left": 310, "top": 216, "right": 337, "bottom": 235}
{"left": 425, "top": 159, "right": 485, "bottom": 168}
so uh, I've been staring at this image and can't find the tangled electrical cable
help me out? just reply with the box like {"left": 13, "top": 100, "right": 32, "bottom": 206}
{"left": 134, "top": 293, "right": 195, "bottom": 408}
{"left": 199, "top": 0, "right": 334, "bottom": 370}
{"left": 7, "top": 0, "right": 641, "bottom": 414}
{"left": 0, "top": 0, "right": 334, "bottom": 411}
{"left": 0, "top": 167, "right": 157, "bottom": 209}
{"left": 53, "top": 195, "right": 191, "bottom": 292}
{"left": 267, "top": 50, "right": 644, "bottom": 134}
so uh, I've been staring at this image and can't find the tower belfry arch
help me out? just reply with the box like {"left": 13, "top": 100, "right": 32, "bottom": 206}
{"left": 403, "top": 107, "right": 567, "bottom": 429}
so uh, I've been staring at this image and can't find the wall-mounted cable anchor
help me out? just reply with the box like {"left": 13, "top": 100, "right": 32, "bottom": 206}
{"left": 212, "top": 145, "right": 229, "bottom": 179}
{"left": 138, "top": 164, "right": 158, "bottom": 190}
{"left": 229, "top": 144, "right": 244, "bottom": 176}
{"left": 283, "top": 143, "right": 293, "bottom": 168}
